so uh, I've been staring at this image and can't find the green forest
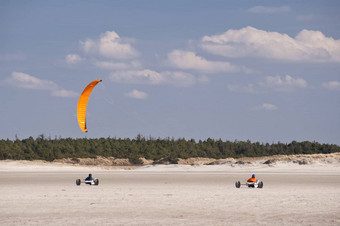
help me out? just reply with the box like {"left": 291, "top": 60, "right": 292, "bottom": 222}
{"left": 1, "top": 135, "right": 339, "bottom": 164}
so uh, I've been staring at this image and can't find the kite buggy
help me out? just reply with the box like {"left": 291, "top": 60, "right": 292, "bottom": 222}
{"left": 235, "top": 174, "right": 263, "bottom": 188}
{"left": 76, "top": 174, "right": 99, "bottom": 186}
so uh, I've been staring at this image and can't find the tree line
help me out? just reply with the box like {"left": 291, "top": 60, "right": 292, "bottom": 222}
{"left": 0, "top": 134, "right": 339, "bottom": 163}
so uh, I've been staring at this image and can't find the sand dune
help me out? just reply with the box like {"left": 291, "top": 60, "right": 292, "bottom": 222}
{"left": 1, "top": 153, "right": 339, "bottom": 172}
{"left": 0, "top": 154, "right": 339, "bottom": 225}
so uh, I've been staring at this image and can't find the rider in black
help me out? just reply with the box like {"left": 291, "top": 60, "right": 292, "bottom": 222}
{"left": 85, "top": 173, "right": 93, "bottom": 181}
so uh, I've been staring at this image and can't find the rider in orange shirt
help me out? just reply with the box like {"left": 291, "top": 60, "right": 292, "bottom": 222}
{"left": 247, "top": 174, "right": 257, "bottom": 182}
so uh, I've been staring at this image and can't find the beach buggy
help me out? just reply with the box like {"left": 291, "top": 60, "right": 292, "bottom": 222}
{"left": 235, "top": 174, "right": 263, "bottom": 188}
{"left": 76, "top": 173, "right": 99, "bottom": 186}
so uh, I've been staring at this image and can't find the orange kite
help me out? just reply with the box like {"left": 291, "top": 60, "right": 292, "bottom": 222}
{"left": 77, "top": 79, "right": 102, "bottom": 132}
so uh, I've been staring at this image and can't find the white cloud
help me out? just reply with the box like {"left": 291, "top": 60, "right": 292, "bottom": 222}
{"left": 322, "top": 81, "right": 340, "bottom": 90}
{"left": 248, "top": 6, "right": 291, "bottom": 14}
{"left": 51, "top": 89, "right": 79, "bottom": 98}
{"left": 5, "top": 72, "right": 78, "bottom": 98}
{"left": 7, "top": 72, "right": 58, "bottom": 90}
{"left": 261, "top": 103, "right": 278, "bottom": 111}
{"left": 163, "top": 71, "right": 196, "bottom": 87}
{"left": 94, "top": 61, "right": 129, "bottom": 70}
{"left": 94, "top": 60, "right": 141, "bottom": 70}
{"left": 76, "top": 31, "right": 140, "bottom": 71}
{"left": 125, "top": 89, "right": 148, "bottom": 99}
{"left": 109, "top": 69, "right": 195, "bottom": 87}
{"left": 262, "top": 75, "right": 307, "bottom": 92}
{"left": 110, "top": 69, "right": 164, "bottom": 85}
{"left": 201, "top": 26, "right": 340, "bottom": 62}
{"left": 167, "top": 50, "right": 239, "bottom": 73}
{"left": 228, "top": 75, "right": 308, "bottom": 94}
{"left": 65, "top": 54, "right": 83, "bottom": 64}
{"left": 80, "top": 31, "right": 138, "bottom": 59}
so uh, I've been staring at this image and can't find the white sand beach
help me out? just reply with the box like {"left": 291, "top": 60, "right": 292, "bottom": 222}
{"left": 0, "top": 155, "right": 339, "bottom": 225}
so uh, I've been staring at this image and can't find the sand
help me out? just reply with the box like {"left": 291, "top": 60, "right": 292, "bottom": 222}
{"left": 0, "top": 159, "right": 339, "bottom": 225}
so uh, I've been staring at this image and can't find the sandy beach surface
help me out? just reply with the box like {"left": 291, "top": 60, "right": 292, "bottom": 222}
{"left": 0, "top": 159, "right": 339, "bottom": 225}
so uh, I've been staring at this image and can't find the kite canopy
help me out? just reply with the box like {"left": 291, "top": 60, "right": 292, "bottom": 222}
{"left": 77, "top": 79, "right": 102, "bottom": 132}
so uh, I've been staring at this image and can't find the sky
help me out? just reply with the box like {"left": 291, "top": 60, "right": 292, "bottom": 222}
{"left": 1, "top": 0, "right": 340, "bottom": 144}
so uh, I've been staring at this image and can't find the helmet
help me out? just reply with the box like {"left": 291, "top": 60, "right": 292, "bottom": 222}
{"left": 252, "top": 174, "right": 255, "bottom": 178}
{"left": 89, "top": 173, "right": 92, "bottom": 177}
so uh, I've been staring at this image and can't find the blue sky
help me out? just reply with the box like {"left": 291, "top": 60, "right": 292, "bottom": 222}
{"left": 1, "top": 0, "right": 340, "bottom": 144}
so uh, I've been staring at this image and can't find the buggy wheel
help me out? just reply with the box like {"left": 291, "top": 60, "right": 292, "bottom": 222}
{"left": 94, "top": 179, "right": 99, "bottom": 186}
{"left": 235, "top": 181, "right": 241, "bottom": 188}
{"left": 258, "top": 181, "right": 263, "bottom": 188}
{"left": 76, "top": 179, "right": 81, "bottom": 186}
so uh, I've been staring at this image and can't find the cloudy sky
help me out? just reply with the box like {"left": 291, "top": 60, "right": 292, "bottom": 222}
{"left": 1, "top": 0, "right": 340, "bottom": 144}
